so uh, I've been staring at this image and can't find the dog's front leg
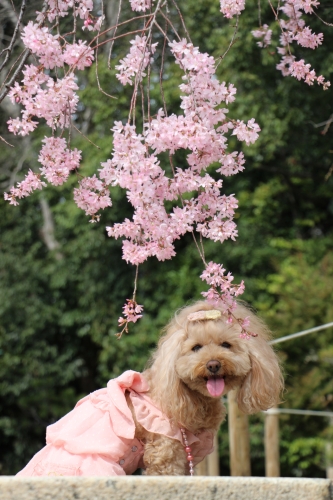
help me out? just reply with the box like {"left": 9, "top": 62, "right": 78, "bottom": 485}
{"left": 143, "top": 434, "right": 188, "bottom": 475}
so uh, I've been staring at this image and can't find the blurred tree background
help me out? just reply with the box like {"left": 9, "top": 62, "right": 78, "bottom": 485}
{"left": 1, "top": 0, "right": 333, "bottom": 478}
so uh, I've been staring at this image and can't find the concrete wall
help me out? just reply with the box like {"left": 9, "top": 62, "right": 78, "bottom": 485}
{"left": 0, "top": 476, "right": 332, "bottom": 500}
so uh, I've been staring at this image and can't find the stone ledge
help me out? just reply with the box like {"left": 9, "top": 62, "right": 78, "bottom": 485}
{"left": 0, "top": 476, "right": 332, "bottom": 500}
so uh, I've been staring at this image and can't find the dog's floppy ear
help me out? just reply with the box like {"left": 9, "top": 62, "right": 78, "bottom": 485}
{"left": 146, "top": 306, "right": 206, "bottom": 425}
{"left": 237, "top": 340, "right": 283, "bottom": 414}
{"left": 150, "top": 327, "right": 185, "bottom": 394}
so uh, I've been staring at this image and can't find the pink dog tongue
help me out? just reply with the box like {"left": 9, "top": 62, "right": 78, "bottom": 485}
{"left": 207, "top": 377, "right": 225, "bottom": 397}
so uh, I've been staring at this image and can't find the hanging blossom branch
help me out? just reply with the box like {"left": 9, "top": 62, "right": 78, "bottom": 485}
{"left": 2, "top": 0, "right": 331, "bottom": 337}
{"left": 249, "top": 0, "right": 330, "bottom": 88}
{"left": 117, "top": 265, "right": 143, "bottom": 338}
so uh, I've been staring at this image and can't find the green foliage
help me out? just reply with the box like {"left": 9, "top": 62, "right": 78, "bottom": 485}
{"left": 282, "top": 437, "right": 326, "bottom": 477}
{"left": 255, "top": 243, "right": 333, "bottom": 478}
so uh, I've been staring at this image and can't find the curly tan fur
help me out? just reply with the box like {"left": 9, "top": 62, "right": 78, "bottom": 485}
{"left": 137, "top": 300, "right": 283, "bottom": 475}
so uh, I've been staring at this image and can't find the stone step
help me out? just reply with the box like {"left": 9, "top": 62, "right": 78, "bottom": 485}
{"left": 0, "top": 476, "right": 332, "bottom": 500}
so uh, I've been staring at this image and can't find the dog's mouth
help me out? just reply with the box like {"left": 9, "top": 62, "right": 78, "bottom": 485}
{"left": 204, "top": 376, "right": 225, "bottom": 397}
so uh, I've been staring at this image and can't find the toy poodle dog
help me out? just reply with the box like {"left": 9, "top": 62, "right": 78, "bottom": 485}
{"left": 17, "top": 300, "right": 283, "bottom": 477}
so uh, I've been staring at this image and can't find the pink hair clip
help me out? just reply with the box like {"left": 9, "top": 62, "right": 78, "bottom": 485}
{"left": 187, "top": 310, "right": 222, "bottom": 322}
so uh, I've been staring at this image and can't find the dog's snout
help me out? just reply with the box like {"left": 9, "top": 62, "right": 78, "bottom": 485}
{"left": 206, "top": 360, "right": 221, "bottom": 373}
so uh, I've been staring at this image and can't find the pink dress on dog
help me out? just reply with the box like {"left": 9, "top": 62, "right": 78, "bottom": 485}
{"left": 17, "top": 370, "right": 214, "bottom": 476}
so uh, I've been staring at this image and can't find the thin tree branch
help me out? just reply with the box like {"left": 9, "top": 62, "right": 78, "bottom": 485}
{"left": 0, "top": 0, "right": 26, "bottom": 72}
{"left": 0, "top": 135, "right": 14, "bottom": 147}
{"left": 216, "top": 16, "right": 239, "bottom": 68}
{"left": 0, "top": 48, "right": 30, "bottom": 103}
{"left": 71, "top": 124, "right": 101, "bottom": 149}
{"left": 313, "top": 11, "right": 333, "bottom": 27}
{"left": 107, "top": 0, "right": 123, "bottom": 69}
{"left": 170, "top": 0, "right": 192, "bottom": 43}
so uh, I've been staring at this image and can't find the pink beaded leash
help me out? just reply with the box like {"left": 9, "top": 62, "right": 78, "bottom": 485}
{"left": 180, "top": 428, "right": 194, "bottom": 476}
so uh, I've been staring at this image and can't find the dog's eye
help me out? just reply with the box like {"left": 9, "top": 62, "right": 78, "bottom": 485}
{"left": 192, "top": 344, "right": 202, "bottom": 352}
{"left": 221, "top": 342, "right": 231, "bottom": 349}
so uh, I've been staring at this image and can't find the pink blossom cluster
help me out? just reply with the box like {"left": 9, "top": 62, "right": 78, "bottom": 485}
{"left": 22, "top": 22, "right": 63, "bottom": 69}
{"left": 249, "top": 0, "right": 330, "bottom": 88}
{"left": 116, "top": 36, "right": 158, "bottom": 86}
{"left": 129, "top": 0, "right": 152, "bottom": 12}
{"left": 200, "top": 263, "right": 259, "bottom": 338}
{"left": 7, "top": 14, "right": 95, "bottom": 138}
{"left": 277, "top": 55, "right": 330, "bottom": 88}
{"left": 5, "top": 137, "right": 81, "bottom": 205}
{"left": 232, "top": 119, "right": 260, "bottom": 146}
{"left": 223, "top": 0, "right": 331, "bottom": 88}
{"left": 38, "top": 0, "right": 97, "bottom": 25}
{"left": 275, "top": 0, "right": 330, "bottom": 87}
{"left": 39, "top": 137, "right": 81, "bottom": 186}
{"left": 169, "top": 39, "right": 259, "bottom": 146}
{"left": 74, "top": 176, "right": 112, "bottom": 221}
{"left": 98, "top": 41, "right": 260, "bottom": 272}
{"left": 8, "top": 69, "right": 79, "bottom": 135}
{"left": 279, "top": 0, "right": 324, "bottom": 51}
{"left": 9, "top": 0, "right": 329, "bottom": 334}
{"left": 216, "top": 152, "right": 245, "bottom": 177}
{"left": 83, "top": 16, "right": 104, "bottom": 31}
{"left": 200, "top": 261, "right": 245, "bottom": 310}
{"left": 39, "top": 0, "right": 75, "bottom": 22}
{"left": 101, "top": 122, "right": 185, "bottom": 263}
{"left": 117, "top": 299, "right": 144, "bottom": 338}
{"left": 293, "top": 26, "right": 323, "bottom": 49}
{"left": 297, "top": 0, "right": 320, "bottom": 14}
{"left": 222, "top": 0, "right": 329, "bottom": 87}
{"left": 220, "top": 0, "right": 246, "bottom": 18}
{"left": 251, "top": 25, "right": 272, "bottom": 48}
{"left": 4, "top": 171, "right": 46, "bottom": 205}
{"left": 22, "top": 22, "right": 94, "bottom": 70}
{"left": 63, "top": 41, "right": 95, "bottom": 70}
{"left": 75, "top": 0, "right": 94, "bottom": 20}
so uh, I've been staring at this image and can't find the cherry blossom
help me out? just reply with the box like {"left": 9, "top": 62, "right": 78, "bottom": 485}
{"left": 4, "top": 0, "right": 331, "bottom": 335}
{"left": 299, "top": 0, "right": 320, "bottom": 14}
{"left": 248, "top": 0, "right": 330, "bottom": 88}
{"left": 220, "top": 0, "right": 246, "bottom": 18}
{"left": 98, "top": 39, "right": 261, "bottom": 297}
{"left": 293, "top": 27, "right": 323, "bottom": 49}
{"left": 129, "top": 0, "right": 152, "bottom": 12}
{"left": 42, "top": 0, "right": 74, "bottom": 22}
{"left": 200, "top": 261, "right": 244, "bottom": 310}
{"left": 4, "top": 171, "right": 46, "bottom": 205}
{"left": 63, "top": 41, "right": 94, "bottom": 70}
{"left": 252, "top": 25, "right": 272, "bottom": 48}
{"left": 116, "top": 36, "right": 158, "bottom": 86}
{"left": 82, "top": 15, "right": 104, "bottom": 31}
{"left": 8, "top": 73, "right": 79, "bottom": 135}
{"left": 75, "top": 0, "right": 94, "bottom": 20}
{"left": 74, "top": 176, "right": 112, "bottom": 220}
{"left": 38, "top": 137, "right": 81, "bottom": 186}
{"left": 5, "top": 137, "right": 81, "bottom": 201}
{"left": 21, "top": 22, "right": 63, "bottom": 69}
{"left": 232, "top": 119, "right": 261, "bottom": 146}
{"left": 117, "top": 299, "right": 144, "bottom": 338}
{"left": 4, "top": 12, "right": 261, "bottom": 334}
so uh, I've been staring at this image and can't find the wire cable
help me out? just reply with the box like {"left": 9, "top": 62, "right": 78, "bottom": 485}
{"left": 269, "top": 321, "right": 333, "bottom": 346}
{"left": 264, "top": 408, "right": 333, "bottom": 418}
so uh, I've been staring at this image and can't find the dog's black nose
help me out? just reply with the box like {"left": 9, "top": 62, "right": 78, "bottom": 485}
{"left": 206, "top": 360, "right": 221, "bottom": 373}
